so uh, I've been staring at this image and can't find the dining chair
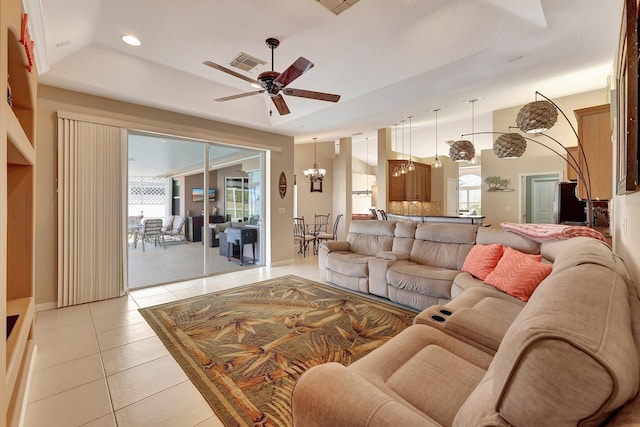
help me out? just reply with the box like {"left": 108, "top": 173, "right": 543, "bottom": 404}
{"left": 370, "top": 208, "right": 379, "bottom": 219}
{"left": 316, "top": 214, "right": 343, "bottom": 245}
{"left": 294, "top": 217, "right": 315, "bottom": 257}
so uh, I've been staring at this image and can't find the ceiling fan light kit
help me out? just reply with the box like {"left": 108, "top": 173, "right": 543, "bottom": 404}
{"left": 204, "top": 38, "right": 340, "bottom": 116}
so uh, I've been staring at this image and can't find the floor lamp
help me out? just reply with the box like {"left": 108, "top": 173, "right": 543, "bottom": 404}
{"left": 465, "top": 129, "right": 595, "bottom": 228}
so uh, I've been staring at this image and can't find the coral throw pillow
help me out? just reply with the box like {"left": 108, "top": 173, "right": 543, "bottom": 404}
{"left": 461, "top": 244, "right": 505, "bottom": 280}
{"left": 485, "top": 247, "right": 552, "bottom": 302}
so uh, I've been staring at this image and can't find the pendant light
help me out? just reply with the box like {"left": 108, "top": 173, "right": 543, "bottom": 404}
{"left": 432, "top": 108, "right": 443, "bottom": 168}
{"left": 400, "top": 119, "right": 408, "bottom": 175}
{"left": 407, "top": 116, "right": 415, "bottom": 172}
{"left": 449, "top": 98, "right": 479, "bottom": 163}
{"left": 303, "top": 138, "right": 326, "bottom": 183}
{"left": 392, "top": 123, "right": 400, "bottom": 177}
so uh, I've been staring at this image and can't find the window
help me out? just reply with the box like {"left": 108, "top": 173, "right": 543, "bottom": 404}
{"left": 225, "top": 177, "right": 249, "bottom": 220}
{"left": 459, "top": 174, "right": 481, "bottom": 214}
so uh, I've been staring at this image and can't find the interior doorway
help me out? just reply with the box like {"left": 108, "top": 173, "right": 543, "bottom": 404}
{"left": 520, "top": 172, "right": 561, "bottom": 224}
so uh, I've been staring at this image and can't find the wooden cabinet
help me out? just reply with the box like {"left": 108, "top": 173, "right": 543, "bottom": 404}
{"left": 388, "top": 160, "right": 431, "bottom": 202}
{"left": 574, "top": 104, "right": 612, "bottom": 200}
{"left": 2, "top": 0, "right": 37, "bottom": 424}
{"left": 566, "top": 146, "right": 579, "bottom": 181}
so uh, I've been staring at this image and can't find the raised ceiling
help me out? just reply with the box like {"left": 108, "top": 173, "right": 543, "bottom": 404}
{"left": 33, "top": 0, "right": 622, "bottom": 160}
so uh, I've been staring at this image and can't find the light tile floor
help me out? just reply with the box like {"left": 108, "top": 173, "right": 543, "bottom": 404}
{"left": 24, "top": 254, "right": 321, "bottom": 427}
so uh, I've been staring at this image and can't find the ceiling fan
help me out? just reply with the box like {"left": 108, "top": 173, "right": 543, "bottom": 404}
{"left": 204, "top": 38, "right": 340, "bottom": 115}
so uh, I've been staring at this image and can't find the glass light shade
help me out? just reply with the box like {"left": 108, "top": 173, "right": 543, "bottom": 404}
{"left": 400, "top": 163, "right": 408, "bottom": 174}
{"left": 449, "top": 140, "right": 475, "bottom": 162}
{"left": 407, "top": 161, "right": 415, "bottom": 172}
{"left": 432, "top": 157, "right": 442, "bottom": 168}
{"left": 516, "top": 100, "right": 558, "bottom": 133}
{"left": 392, "top": 167, "right": 400, "bottom": 177}
{"left": 494, "top": 133, "right": 527, "bottom": 158}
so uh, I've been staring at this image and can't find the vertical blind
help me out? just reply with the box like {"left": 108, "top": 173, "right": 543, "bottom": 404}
{"left": 57, "top": 116, "right": 127, "bottom": 307}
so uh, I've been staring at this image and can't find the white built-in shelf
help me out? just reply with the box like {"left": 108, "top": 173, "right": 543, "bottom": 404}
{"left": 6, "top": 108, "right": 35, "bottom": 166}
{"left": 5, "top": 297, "right": 34, "bottom": 396}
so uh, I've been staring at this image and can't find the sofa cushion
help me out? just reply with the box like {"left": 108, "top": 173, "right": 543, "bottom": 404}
{"left": 388, "top": 262, "right": 458, "bottom": 299}
{"left": 346, "top": 220, "right": 395, "bottom": 256}
{"left": 484, "top": 247, "right": 553, "bottom": 302}
{"left": 461, "top": 244, "right": 504, "bottom": 280}
{"left": 410, "top": 224, "right": 477, "bottom": 270}
{"left": 326, "top": 252, "right": 371, "bottom": 278}
{"left": 476, "top": 226, "right": 540, "bottom": 255}
{"left": 215, "top": 221, "right": 231, "bottom": 233}
{"left": 392, "top": 221, "right": 417, "bottom": 254}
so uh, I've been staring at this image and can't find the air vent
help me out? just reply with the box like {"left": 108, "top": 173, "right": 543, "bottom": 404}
{"left": 316, "top": 0, "right": 360, "bottom": 15}
{"left": 229, "top": 52, "right": 267, "bottom": 73}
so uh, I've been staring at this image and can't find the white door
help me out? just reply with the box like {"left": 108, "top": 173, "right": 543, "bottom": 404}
{"left": 446, "top": 178, "right": 458, "bottom": 216}
{"left": 531, "top": 177, "right": 557, "bottom": 223}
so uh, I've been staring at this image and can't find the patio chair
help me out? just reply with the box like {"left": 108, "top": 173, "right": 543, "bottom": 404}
{"left": 164, "top": 215, "right": 186, "bottom": 242}
{"left": 139, "top": 218, "right": 165, "bottom": 251}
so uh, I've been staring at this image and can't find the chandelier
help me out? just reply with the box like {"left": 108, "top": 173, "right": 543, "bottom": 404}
{"left": 303, "top": 138, "right": 326, "bottom": 183}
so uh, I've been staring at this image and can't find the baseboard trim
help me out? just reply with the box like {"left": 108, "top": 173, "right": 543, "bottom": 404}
{"left": 269, "top": 258, "right": 295, "bottom": 267}
{"left": 35, "top": 302, "right": 56, "bottom": 312}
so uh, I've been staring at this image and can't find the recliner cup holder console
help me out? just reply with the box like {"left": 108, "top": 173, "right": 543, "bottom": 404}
{"left": 430, "top": 308, "right": 453, "bottom": 323}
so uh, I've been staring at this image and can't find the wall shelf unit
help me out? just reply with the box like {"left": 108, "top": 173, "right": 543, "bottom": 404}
{"left": 2, "top": 0, "right": 37, "bottom": 424}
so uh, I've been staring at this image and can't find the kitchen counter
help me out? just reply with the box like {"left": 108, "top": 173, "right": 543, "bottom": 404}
{"left": 387, "top": 214, "right": 485, "bottom": 225}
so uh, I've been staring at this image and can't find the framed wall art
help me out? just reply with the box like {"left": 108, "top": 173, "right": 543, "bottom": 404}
{"left": 615, "top": 0, "right": 639, "bottom": 194}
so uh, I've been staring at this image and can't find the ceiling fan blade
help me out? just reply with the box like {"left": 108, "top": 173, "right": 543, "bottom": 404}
{"left": 273, "top": 57, "right": 314, "bottom": 88}
{"left": 283, "top": 88, "right": 340, "bottom": 102}
{"left": 203, "top": 61, "right": 259, "bottom": 85}
{"left": 271, "top": 94, "right": 291, "bottom": 115}
{"left": 215, "top": 90, "right": 264, "bottom": 102}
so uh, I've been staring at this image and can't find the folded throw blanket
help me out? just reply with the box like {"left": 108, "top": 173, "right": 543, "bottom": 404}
{"left": 501, "top": 222, "right": 606, "bottom": 243}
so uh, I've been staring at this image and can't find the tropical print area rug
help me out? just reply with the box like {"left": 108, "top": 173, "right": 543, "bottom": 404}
{"left": 139, "top": 275, "right": 416, "bottom": 427}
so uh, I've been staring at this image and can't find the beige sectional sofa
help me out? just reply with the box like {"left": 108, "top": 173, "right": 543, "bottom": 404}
{"left": 294, "top": 220, "right": 640, "bottom": 425}
{"left": 319, "top": 220, "right": 548, "bottom": 311}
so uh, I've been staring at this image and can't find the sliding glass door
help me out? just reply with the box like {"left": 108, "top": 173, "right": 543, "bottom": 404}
{"left": 127, "top": 132, "right": 265, "bottom": 289}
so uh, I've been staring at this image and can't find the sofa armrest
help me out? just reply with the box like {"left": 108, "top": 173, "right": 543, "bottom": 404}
{"left": 377, "top": 251, "right": 410, "bottom": 261}
{"left": 323, "top": 240, "right": 350, "bottom": 252}
{"left": 369, "top": 257, "right": 395, "bottom": 298}
{"left": 318, "top": 241, "right": 351, "bottom": 280}
{"left": 292, "top": 362, "right": 436, "bottom": 427}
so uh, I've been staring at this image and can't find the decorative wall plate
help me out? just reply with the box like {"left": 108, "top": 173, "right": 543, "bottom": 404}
{"left": 279, "top": 172, "right": 287, "bottom": 199}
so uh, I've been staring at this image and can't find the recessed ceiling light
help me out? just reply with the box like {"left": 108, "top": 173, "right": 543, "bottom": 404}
{"left": 121, "top": 34, "right": 141, "bottom": 47}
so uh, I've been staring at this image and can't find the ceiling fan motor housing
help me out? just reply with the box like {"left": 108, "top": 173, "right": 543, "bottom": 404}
{"left": 257, "top": 71, "right": 282, "bottom": 96}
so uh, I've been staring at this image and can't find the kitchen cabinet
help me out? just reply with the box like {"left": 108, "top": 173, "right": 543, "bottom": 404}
{"left": 388, "top": 160, "right": 431, "bottom": 202}
{"left": 574, "top": 104, "right": 612, "bottom": 200}
{"left": 566, "top": 146, "right": 579, "bottom": 181}
{"left": 2, "top": 0, "right": 37, "bottom": 424}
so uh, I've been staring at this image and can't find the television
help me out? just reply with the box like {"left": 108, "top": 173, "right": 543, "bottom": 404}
{"left": 192, "top": 187, "right": 216, "bottom": 202}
